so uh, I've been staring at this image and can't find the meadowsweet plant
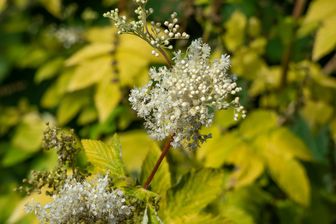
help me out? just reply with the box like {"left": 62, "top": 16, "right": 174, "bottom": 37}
{"left": 22, "top": 1, "right": 245, "bottom": 223}
{"left": 105, "top": 0, "right": 245, "bottom": 189}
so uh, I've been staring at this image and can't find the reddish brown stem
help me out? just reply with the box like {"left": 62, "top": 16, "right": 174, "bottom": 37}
{"left": 143, "top": 135, "right": 174, "bottom": 189}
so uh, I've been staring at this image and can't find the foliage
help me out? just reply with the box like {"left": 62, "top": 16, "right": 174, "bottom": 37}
{"left": 0, "top": 0, "right": 336, "bottom": 223}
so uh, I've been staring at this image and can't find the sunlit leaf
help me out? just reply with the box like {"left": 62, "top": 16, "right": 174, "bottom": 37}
{"left": 313, "top": 15, "right": 336, "bottom": 60}
{"left": 67, "top": 56, "right": 112, "bottom": 92}
{"left": 118, "top": 131, "right": 155, "bottom": 172}
{"left": 65, "top": 43, "right": 114, "bottom": 66}
{"left": 238, "top": 110, "right": 278, "bottom": 139}
{"left": 303, "top": 0, "right": 336, "bottom": 24}
{"left": 85, "top": 27, "right": 116, "bottom": 43}
{"left": 11, "top": 112, "right": 45, "bottom": 152}
{"left": 39, "top": 0, "right": 61, "bottom": 17}
{"left": 222, "top": 206, "right": 255, "bottom": 224}
{"left": 223, "top": 11, "right": 247, "bottom": 52}
{"left": 82, "top": 135, "right": 126, "bottom": 178}
{"left": 35, "top": 57, "right": 64, "bottom": 83}
{"left": 94, "top": 78, "right": 121, "bottom": 122}
{"left": 166, "top": 169, "right": 224, "bottom": 219}
{"left": 168, "top": 213, "right": 221, "bottom": 224}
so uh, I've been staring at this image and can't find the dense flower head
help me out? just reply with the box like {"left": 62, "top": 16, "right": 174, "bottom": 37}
{"left": 26, "top": 175, "right": 133, "bottom": 224}
{"left": 129, "top": 39, "right": 245, "bottom": 149}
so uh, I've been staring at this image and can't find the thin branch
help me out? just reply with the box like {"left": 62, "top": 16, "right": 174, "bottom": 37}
{"left": 143, "top": 135, "right": 174, "bottom": 189}
{"left": 280, "top": 0, "right": 306, "bottom": 87}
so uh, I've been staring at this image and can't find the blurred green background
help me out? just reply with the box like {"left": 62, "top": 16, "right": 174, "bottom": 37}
{"left": 0, "top": 0, "right": 336, "bottom": 223}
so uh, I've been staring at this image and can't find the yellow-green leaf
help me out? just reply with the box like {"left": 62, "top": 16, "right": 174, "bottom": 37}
{"left": 67, "top": 56, "right": 112, "bottom": 92}
{"left": 239, "top": 110, "right": 278, "bottom": 139}
{"left": 256, "top": 134, "right": 310, "bottom": 206}
{"left": 94, "top": 79, "right": 121, "bottom": 122}
{"left": 118, "top": 131, "right": 155, "bottom": 172}
{"left": 140, "top": 143, "right": 171, "bottom": 200}
{"left": 168, "top": 213, "right": 221, "bottom": 224}
{"left": 303, "top": 0, "right": 336, "bottom": 24}
{"left": 65, "top": 43, "right": 114, "bottom": 66}
{"left": 39, "top": 0, "right": 61, "bottom": 18}
{"left": 223, "top": 11, "right": 247, "bottom": 52}
{"left": 82, "top": 136, "right": 126, "bottom": 178}
{"left": 313, "top": 15, "right": 336, "bottom": 60}
{"left": 35, "top": 57, "right": 64, "bottom": 83}
{"left": 57, "top": 91, "right": 89, "bottom": 125}
{"left": 11, "top": 112, "right": 45, "bottom": 152}
{"left": 84, "top": 27, "right": 116, "bottom": 43}
{"left": 222, "top": 206, "right": 255, "bottom": 224}
{"left": 301, "top": 99, "right": 334, "bottom": 128}
{"left": 166, "top": 169, "right": 224, "bottom": 219}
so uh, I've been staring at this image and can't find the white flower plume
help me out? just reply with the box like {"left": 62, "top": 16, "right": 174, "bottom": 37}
{"left": 129, "top": 39, "right": 246, "bottom": 149}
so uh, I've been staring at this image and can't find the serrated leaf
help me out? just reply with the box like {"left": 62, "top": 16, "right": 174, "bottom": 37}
{"left": 35, "top": 57, "right": 64, "bottom": 83}
{"left": 82, "top": 136, "right": 126, "bottom": 178}
{"left": 65, "top": 43, "right": 114, "bottom": 66}
{"left": 256, "top": 134, "right": 310, "bottom": 206}
{"left": 67, "top": 56, "right": 112, "bottom": 92}
{"left": 140, "top": 143, "right": 171, "bottom": 200}
{"left": 166, "top": 169, "right": 224, "bottom": 219}
{"left": 94, "top": 78, "right": 121, "bottom": 122}
{"left": 239, "top": 110, "right": 278, "bottom": 139}
{"left": 11, "top": 112, "right": 45, "bottom": 152}
{"left": 57, "top": 91, "right": 90, "bottom": 125}
{"left": 313, "top": 15, "right": 336, "bottom": 60}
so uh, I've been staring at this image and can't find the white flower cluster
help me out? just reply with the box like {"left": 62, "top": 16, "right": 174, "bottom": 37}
{"left": 103, "top": 0, "right": 188, "bottom": 56}
{"left": 26, "top": 175, "right": 133, "bottom": 224}
{"left": 129, "top": 39, "right": 246, "bottom": 150}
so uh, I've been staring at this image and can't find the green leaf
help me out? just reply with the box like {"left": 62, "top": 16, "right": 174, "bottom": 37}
{"left": 65, "top": 43, "right": 114, "bottom": 66}
{"left": 142, "top": 206, "right": 163, "bottom": 224}
{"left": 11, "top": 112, "right": 45, "bottom": 152}
{"left": 166, "top": 169, "right": 224, "bottom": 220}
{"left": 57, "top": 91, "right": 90, "bottom": 125}
{"left": 140, "top": 143, "right": 171, "bottom": 200}
{"left": 168, "top": 213, "right": 221, "bottom": 224}
{"left": 77, "top": 106, "right": 98, "bottom": 125}
{"left": 67, "top": 56, "right": 112, "bottom": 92}
{"left": 94, "top": 79, "right": 121, "bottom": 122}
{"left": 81, "top": 135, "right": 126, "bottom": 178}
{"left": 35, "top": 57, "right": 64, "bottom": 83}
{"left": 256, "top": 134, "right": 310, "bottom": 206}
{"left": 239, "top": 110, "right": 278, "bottom": 139}
{"left": 313, "top": 15, "right": 336, "bottom": 60}
{"left": 1, "top": 144, "right": 33, "bottom": 167}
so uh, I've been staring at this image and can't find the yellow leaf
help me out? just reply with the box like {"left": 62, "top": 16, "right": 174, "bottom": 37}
{"left": 85, "top": 27, "right": 116, "bottom": 43}
{"left": 82, "top": 136, "right": 126, "bottom": 178}
{"left": 238, "top": 110, "right": 278, "bottom": 139}
{"left": 67, "top": 56, "right": 112, "bottom": 92}
{"left": 94, "top": 78, "right": 121, "bottom": 122}
{"left": 140, "top": 143, "right": 171, "bottom": 200}
{"left": 303, "top": 0, "right": 336, "bottom": 24}
{"left": 223, "top": 11, "right": 247, "bottom": 51}
{"left": 118, "top": 131, "right": 155, "bottom": 172}
{"left": 39, "top": 0, "right": 61, "bottom": 18}
{"left": 35, "top": 57, "right": 64, "bottom": 83}
{"left": 225, "top": 143, "right": 264, "bottom": 188}
{"left": 66, "top": 43, "right": 114, "bottom": 66}
{"left": 256, "top": 133, "right": 310, "bottom": 206}
{"left": 11, "top": 112, "right": 45, "bottom": 152}
{"left": 313, "top": 15, "right": 336, "bottom": 60}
